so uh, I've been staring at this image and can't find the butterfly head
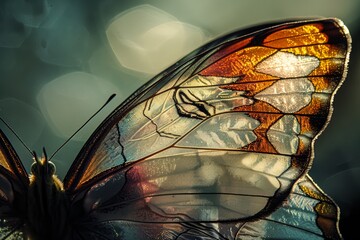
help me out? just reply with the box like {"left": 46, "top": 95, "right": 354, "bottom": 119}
{"left": 30, "top": 148, "right": 56, "bottom": 180}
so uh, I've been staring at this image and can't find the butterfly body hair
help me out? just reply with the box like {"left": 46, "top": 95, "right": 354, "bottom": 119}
{"left": 26, "top": 154, "right": 70, "bottom": 240}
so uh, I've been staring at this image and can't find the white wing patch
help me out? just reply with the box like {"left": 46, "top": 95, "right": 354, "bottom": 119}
{"left": 181, "top": 75, "right": 238, "bottom": 87}
{"left": 254, "top": 51, "right": 318, "bottom": 113}
{"left": 255, "top": 51, "right": 320, "bottom": 78}
{"left": 254, "top": 78, "right": 315, "bottom": 113}
{"left": 267, "top": 115, "right": 300, "bottom": 155}
{"left": 176, "top": 112, "right": 260, "bottom": 149}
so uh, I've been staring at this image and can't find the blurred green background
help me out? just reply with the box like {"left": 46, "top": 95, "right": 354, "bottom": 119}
{"left": 0, "top": 0, "right": 359, "bottom": 238}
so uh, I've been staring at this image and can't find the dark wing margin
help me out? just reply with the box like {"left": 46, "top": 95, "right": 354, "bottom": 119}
{"left": 0, "top": 129, "right": 29, "bottom": 239}
{"left": 65, "top": 18, "right": 350, "bottom": 239}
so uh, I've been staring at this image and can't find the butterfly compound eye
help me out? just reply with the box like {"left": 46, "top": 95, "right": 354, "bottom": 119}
{"left": 30, "top": 162, "right": 38, "bottom": 175}
{"left": 47, "top": 161, "right": 56, "bottom": 176}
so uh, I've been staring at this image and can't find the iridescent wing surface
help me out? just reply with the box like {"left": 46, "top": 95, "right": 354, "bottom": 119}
{"left": 65, "top": 18, "right": 350, "bottom": 239}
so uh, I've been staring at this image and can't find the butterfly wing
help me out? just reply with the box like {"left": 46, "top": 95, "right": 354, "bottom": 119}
{"left": 64, "top": 18, "right": 350, "bottom": 239}
{"left": 236, "top": 174, "right": 341, "bottom": 239}
{"left": 0, "top": 129, "right": 29, "bottom": 239}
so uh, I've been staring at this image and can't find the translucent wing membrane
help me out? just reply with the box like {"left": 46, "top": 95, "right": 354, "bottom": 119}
{"left": 237, "top": 175, "right": 341, "bottom": 239}
{"left": 64, "top": 18, "right": 350, "bottom": 239}
{"left": 0, "top": 130, "right": 28, "bottom": 239}
{"left": 71, "top": 174, "right": 340, "bottom": 239}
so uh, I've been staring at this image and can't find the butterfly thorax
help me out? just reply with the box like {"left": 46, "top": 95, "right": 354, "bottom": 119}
{"left": 26, "top": 156, "right": 70, "bottom": 240}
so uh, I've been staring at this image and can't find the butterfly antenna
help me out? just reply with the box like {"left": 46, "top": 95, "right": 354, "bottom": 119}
{"left": 43, "top": 147, "right": 48, "bottom": 160}
{"left": 33, "top": 151, "right": 39, "bottom": 162}
{"left": 0, "top": 116, "right": 35, "bottom": 158}
{"left": 48, "top": 94, "right": 116, "bottom": 161}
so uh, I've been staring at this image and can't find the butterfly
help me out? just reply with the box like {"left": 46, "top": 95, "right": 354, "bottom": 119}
{"left": 0, "top": 18, "right": 351, "bottom": 239}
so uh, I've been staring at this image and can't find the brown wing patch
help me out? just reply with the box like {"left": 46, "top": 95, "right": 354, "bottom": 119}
{"left": 299, "top": 182, "right": 341, "bottom": 239}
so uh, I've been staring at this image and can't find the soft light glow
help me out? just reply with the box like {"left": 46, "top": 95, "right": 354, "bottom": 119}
{"left": 106, "top": 5, "right": 208, "bottom": 74}
{"left": 36, "top": 72, "right": 121, "bottom": 140}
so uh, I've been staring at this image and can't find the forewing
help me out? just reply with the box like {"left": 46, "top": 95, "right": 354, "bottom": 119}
{"left": 0, "top": 129, "right": 29, "bottom": 239}
{"left": 66, "top": 18, "right": 349, "bottom": 239}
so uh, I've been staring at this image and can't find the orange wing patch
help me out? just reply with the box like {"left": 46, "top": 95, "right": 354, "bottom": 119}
{"left": 263, "top": 23, "right": 328, "bottom": 48}
{"left": 309, "top": 59, "right": 345, "bottom": 77}
{"left": 223, "top": 80, "right": 276, "bottom": 96}
{"left": 0, "top": 150, "right": 11, "bottom": 173}
{"left": 299, "top": 182, "right": 341, "bottom": 239}
{"left": 282, "top": 44, "right": 346, "bottom": 59}
{"left": 193, "top": 20, "right": 348, "bottom": 159}
{"left": 205, "top": 37, "right": 253, "bottom": 64}
{"left": 309, "top": 76, "right": 340, "bottom": 93}
{"left": 240, "top": 113, "right": 281, "bottom": 154}
{"left": 296, "top": 95, "right": 330, "bottom": 115}
{"left": 200, "top": 47, "right": 277, "bottom": 78}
